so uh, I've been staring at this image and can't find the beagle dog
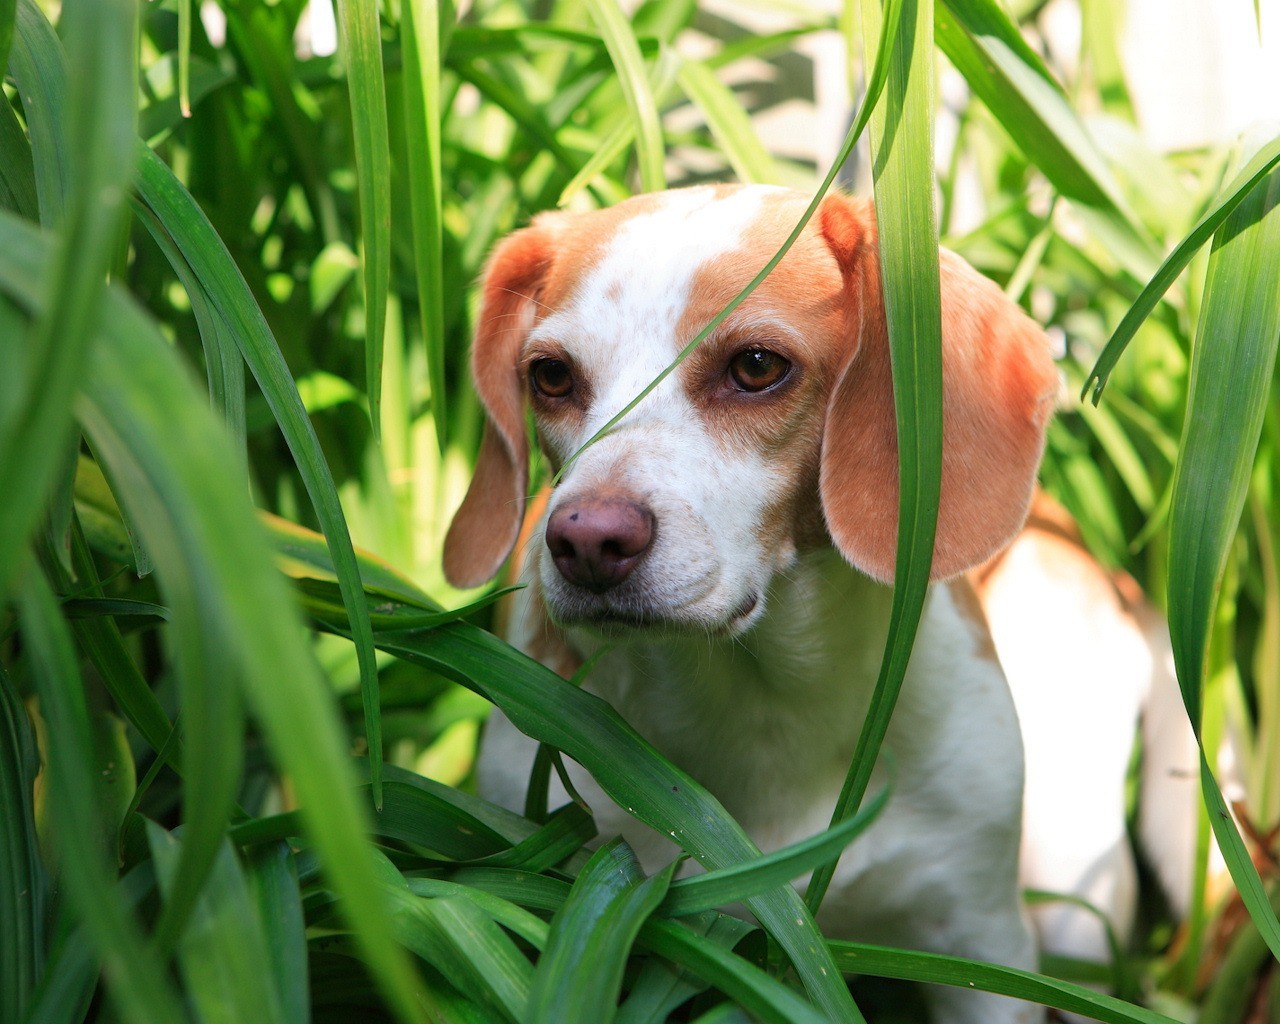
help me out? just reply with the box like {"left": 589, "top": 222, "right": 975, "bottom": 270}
{"left": 443, "top": 185, "right": 1196, "bottom": 1023}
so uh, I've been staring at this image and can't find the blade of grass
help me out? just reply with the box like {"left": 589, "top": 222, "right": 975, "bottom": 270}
{"left": 333, "top": 0, "right": 392, "bottom": 439}
{"left": 16, "top": 561, "right": 184, "bottom": 1024}
{"left": 676, "top": 59, "right": 779, "bottom": 184}
{"left": 637, "top": 918, "right": 830, "bottom": 1024}
{"left": 662, "top": 784, "right": 888, "bottom": 917}
{"left": 1165, "top": 166, "right": 1280, "bottom": 960}
{"left": 0, "top": 665, "right": 43, "bottom": 1022}
{"left": 0, "top": 0, "right": 135, "bottom": 597}
{"left": 0, "top": 0, "right": 13, "bottom": 73}
{"left": 805, "top": 0, "right": 941, "bottom": 915}
{"left": 245, "top": 842, "right": 310, "bottom": 1024}
{"left": 583, "top": 0, "right": 666, "bottom": 192}
{"left": 528, "top": 839, "right": 676, "bottom": 1024}
{"left": 147, "top": 825, "right": 286, "bottom": 1024}
{"left": 400, "top": 0, "right": 448, "bottom": 449}
{"left": 0, "top": 97, "right": 38, "bottom": 219}
{"left": 937, "top": 0, "right": 1146, "bottom": 248}
{"left": 830, "top": 942, "right": 1182, "bottom": 1024}
{"left": 388, "top": 886, "right": 533, "bottom": 1022}
{"left": 134, "top": 144, "right": 385, "bottom": 808}
{"left": 1084, "top": 134, "right": 1280, "bottom": 403}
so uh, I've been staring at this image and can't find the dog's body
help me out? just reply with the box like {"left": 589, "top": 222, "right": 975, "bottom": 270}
{"left": 444, "top": 184, "right": 1195, "bottom": 1023}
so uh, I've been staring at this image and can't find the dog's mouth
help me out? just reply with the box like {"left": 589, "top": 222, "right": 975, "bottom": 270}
{"left": 547, "top": 588, "right": 761, "bottom": 638}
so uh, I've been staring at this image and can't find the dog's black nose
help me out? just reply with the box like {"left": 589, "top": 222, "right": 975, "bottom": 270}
{"left": 545, "top": 497, "right": 654, "bottom": 593}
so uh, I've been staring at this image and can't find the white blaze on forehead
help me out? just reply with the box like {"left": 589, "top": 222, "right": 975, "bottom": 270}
{"left": 530, "top": 186, "right": 784, "bottom": 430}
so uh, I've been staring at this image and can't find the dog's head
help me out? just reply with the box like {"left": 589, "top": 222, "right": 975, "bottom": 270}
{"left": 444, "top": 185, "right": 1058, "bottom": 635}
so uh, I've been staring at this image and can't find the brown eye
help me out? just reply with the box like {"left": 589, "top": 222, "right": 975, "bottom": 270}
{"left": 728, "top": 348, "right": 790, "bottom": 393}
{"left": 530, "top": 358, "right": 573, "bottom": 398}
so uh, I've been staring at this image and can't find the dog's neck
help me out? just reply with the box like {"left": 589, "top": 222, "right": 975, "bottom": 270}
{"left": 558, "top": 548, "right": 901, "bottom": 830}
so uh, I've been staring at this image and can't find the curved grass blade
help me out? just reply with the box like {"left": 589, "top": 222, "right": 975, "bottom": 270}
{"left": 1084, "top": 134, "right": 1280, "bottom": 403}
{"left": 246, "top": 843, "right": 310, "bottom": 1024}
{"left": 6, "top": 0, "right": 68, "bottom": 222}
{"left": 0, "top": 0, "right": 135, "bottom": 597}
{"left": 528, "top": 839, "right": 676, "bottom": 1024}
{"left": 584, "top": 0, "right": 666, "bottom": 192}
{"left": 333, "top": 0, "right": 392, "bottom": 439}
{"left": 132, "top": 200, "right": 246, "bottom": 459}
{"left": 663, "top": 783, "right": 888, "bottom": 917}
{"left": 616, "top": 915, "right": 752, "bottom": 1024}
{"left": 133, "top": 145, "right": 386, "bottom": 808}
{"left": 147, "top": 825, "right": 286, "bottom": 1024}
{"left": 637, "top": 918, "right": 829, "bottom": 1024}
{"left": 0, "top": 97, "right": 38, "bottom": 219}
{"left": 1164, "top": 167, "right": 1280, "bottom": 960}
{"left": 830, "top": 942, "right": 1180, "bottom": 1024}
{"left": 407, "top": 877, "right": 551, "bottom": 949}
{"left": 805, "top": 0, "right": 939, "bottom": 915}
{"left": 0, "top": 0, "right": 13, "bottom": 74}
{"left": 558, "top": 48, "right": 682, "bottom": 207}
{"left": 388, "top": 887, "right": 533, "bottom": 1022}
{"left": 400, "top": 0, "right": 448, "bottom": 448}
{"left": 936, "top": 0, "right": 1145, "bottom": 243}
{"left": 0, "top": 665, "right": 43, "bottom": 1022}
{"left": 16, "top": 562, "right": 184, "bottom": 1024}
{"left": 676, "top": 59, "right": 779, "bottom": 184}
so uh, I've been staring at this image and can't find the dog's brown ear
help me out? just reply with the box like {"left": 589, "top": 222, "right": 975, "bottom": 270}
{"left": 443, "top": 223, "right": 557, "bottom": 588}
{"left": 817, "top": 193, "right": 1059, "bottom": 584}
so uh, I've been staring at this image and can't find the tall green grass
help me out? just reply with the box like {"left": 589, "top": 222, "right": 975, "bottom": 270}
{"left": 2, "top": 0, "right": 1279, "bottom": 1021}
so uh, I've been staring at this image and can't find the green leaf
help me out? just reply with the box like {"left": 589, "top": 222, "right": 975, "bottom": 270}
{"left": 936, "top": 0, "right": 1146, "bottom": 248}
{"left": 1084, "top": 134, "right": 1280, "bottom": 402}
{"left": 0, "top": 665, "right": 43, "bottom": 1022}
{"left": 616, "top": 915, "right": 752, "bottom": 1024}
{"left": 806, "top": 0, "right": 936, "bottom": 917}
{"left": 406, "top": 877, "right": 551, "bottom": 949}
{"left": 133, "top": 145, "right": 386, "bottom": 809}
{"left": 0, "top": 0, "right": 13, "bottom": 74}
{"left": 0, "top": 96, "right": 38, "bottom": 219}
{"left": 246, "top": 843, "right": 310, "bottom": 1024}
{"left": 830, "top": 942, "right": 1182, "bottom": 1024}
{"left": 1165, "top": 166, "right": 1280, "bottom": 960}
{"left": 638, "top": 918, "right": 830, "bottom": 1024}
{"left": 400, "top": 0, "right": 448, "bottom": 448}
{"left": 663, "top": 784, "right": 888, "bottom": 917}
{"left": 333, "top": 0, "right": 392, "bottom": 439}
{"left": 0, "top": 0, "right": 136, "bottom": 598}
{"left": 528, "top": 839, "right": 676, "bottom": 1024}
{"left": 676, "top": 60, "right": 779, "bottom": 184}
{"left": 147, "top": 824, "right": 287, "bottom": 1024}
{"left": 16, "top": 563, "right": 184, "bottom": 1024}
{"left": 388, "top": 887, "right": 534, "bottom": 1022}
{"left": 584, "top": 0, "right": 666, "bottom": 192}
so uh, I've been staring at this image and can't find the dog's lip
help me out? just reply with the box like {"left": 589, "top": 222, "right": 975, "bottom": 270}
{"left": 549, "top": 590, "right": 760, "bottom": 636}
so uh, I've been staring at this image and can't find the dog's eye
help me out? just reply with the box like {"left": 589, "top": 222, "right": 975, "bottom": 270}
{"left": 728, "top": 348, "right": 790, "bottom": 393}
{"left": 530, "top": 358, "right": 574, "bottom": 398}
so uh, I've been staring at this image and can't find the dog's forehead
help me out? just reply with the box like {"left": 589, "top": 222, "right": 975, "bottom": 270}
{"left": 531, "top": 185, "right": 791, "bottom": 372}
